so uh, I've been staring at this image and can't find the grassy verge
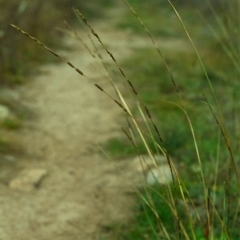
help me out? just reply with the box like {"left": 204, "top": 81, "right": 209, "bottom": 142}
{"left": 103, "top": 0, "right": 240, "bottom": 239}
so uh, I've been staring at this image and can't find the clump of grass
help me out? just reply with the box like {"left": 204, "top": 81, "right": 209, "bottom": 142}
{"left": 2, "top": 118, "right": 21, "bottom": 130}
{"left": 11, "top": 0, "right": 240, "bottom": 239}
{"left": 103, "top": 137, "right": 158, "bottom": 159}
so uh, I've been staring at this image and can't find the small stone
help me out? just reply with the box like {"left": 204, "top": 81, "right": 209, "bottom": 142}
{"left": 9, "top": 168, "right": 48, "bottom": 192}
{"left": 132, "top": 154, "right": 168, "bottom": 172}
{"left": 146, "top": 165, "right": 173, "bottom": 185}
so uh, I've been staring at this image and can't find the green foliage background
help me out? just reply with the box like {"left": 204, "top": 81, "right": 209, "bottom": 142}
{"left": 0, "top": 0, "right": 112, "bottom": 86}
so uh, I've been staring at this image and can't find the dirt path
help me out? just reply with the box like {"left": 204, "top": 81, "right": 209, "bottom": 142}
{"left": 0, "top": 13, "right": 142, "bottom": 240}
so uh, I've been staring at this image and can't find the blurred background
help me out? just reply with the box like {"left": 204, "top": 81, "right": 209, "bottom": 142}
{"left": 0, "top": 0, "right": 114, "bottom": 86}
{"left": 0, "top": 0, "right": 238, "bottom": 86}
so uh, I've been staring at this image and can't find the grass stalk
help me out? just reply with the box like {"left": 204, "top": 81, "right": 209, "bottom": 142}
{"left": 167, "top": 0, "right": 240, "bottom": 188}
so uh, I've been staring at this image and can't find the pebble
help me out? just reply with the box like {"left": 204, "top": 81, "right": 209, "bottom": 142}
{"left": 9, "top": 168, "right": 48, "bottom": 192}
{"left": 146, "top": 165, "right": 173, "bottom": 185}
{"left": 132, "top": 154, "right": 174, "bottom": 185}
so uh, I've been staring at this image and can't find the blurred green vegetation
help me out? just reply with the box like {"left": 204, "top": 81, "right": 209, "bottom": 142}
{"left": 107, "top": 46, "right": 239, "bottom": 178}
{"left": 0, "top": 0, "right": 113, "bottom": 87}
{"left": 2, "top": 117, "right": 21, "bottom": 130}
{"left": 112, "top": 184, "right": 239, "bottom": 239}
{"left": 118, "top": 0, "right": 239, "bottom": 57}
{"left": 104, "top": 0, "right": 240, "bottom": 238}
{"left": 104, "top": 137, "right": 158, "bottom": 159}
{"left": 106, "top": 0, "right": 240, "bottom": 177}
